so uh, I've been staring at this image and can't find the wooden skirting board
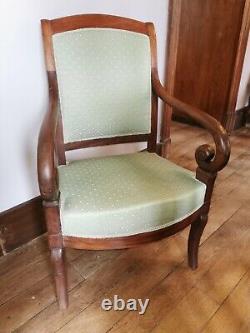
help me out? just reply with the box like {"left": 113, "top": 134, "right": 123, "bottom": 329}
{"left": 0, "top": 197, "right": 45, "bottom": 256}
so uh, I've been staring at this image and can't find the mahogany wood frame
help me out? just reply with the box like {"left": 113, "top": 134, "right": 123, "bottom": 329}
{"left": 38, "top": 14, "right": 230, "bottom": 309}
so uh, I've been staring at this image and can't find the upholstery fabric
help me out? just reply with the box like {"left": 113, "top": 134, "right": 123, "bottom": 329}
{"left": 58, "top": 152, "right": 206, "bottom": 238}
{"left": 52, "top": 28, "right": 151, "bottom": 143}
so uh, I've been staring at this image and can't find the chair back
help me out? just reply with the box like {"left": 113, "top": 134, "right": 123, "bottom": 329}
{"left": 41, "top": 14, "right": 158, "bottom": 154}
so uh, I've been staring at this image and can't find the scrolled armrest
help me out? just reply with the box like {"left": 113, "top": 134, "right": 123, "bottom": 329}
{"left": 37, "top": 73, "right": 59, "bottom": 201}
{"left": 152, "top": 74, "right": 230, "bottom": 173}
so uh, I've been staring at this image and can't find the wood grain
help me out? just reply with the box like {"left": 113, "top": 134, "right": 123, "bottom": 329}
{"left": 49, "top": 14, "right": 149, "bottom": 35}
{"left": 164, "top": 0, "right": 250, "bottom": 134}
{"left": 0, "top": 197, "right": 45, "bottom": 255}
{"left": 202, "top": 270, "right": 250, "bottom": 333}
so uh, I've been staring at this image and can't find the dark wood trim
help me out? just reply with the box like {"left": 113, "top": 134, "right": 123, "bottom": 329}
{"left": 37, "top": 72, "right": 59, "bottom": 202}
{"left": 56, "top": 110, "right": 66, "bottom": 165}
{"left": 147, "top": 91, "right": 158, "bottom": 152}
{"left": 0, "top": 197, "right": 45, "bottom": 255}
{"left": 63, "top": 208, "right": 201, "bottom": 250}
{"left": 41, "top": 20, "right": 55, "bottom": 72}
{"left": 47, "top": 14, "right": 149, "bottom": 35}
{"left": 189, "top": 169, "right": 217, "bottom": 269}
{"left": 146, "top": 22, "right": 159, "bottom": 152}
{"left": 64, "top": 134, "right": 150, "bottom": 151}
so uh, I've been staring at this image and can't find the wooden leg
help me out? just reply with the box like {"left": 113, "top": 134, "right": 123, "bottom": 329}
{"left": 51, "top": 247, "right": 68, "bottom": 309}
{"left": 188, "top": 214, "right": 208, "bottom": 270}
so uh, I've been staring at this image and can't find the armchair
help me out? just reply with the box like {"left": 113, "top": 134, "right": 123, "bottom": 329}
{"left": 38, "top": 14, "right": 230, "bottom": 309}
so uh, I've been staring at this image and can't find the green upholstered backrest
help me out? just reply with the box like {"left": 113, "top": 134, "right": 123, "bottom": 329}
{"left": 52, "top": 28, "right": 152, "bottom": 143}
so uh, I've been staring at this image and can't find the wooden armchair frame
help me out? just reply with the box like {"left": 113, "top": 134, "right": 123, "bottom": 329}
{"left": 38, "top": 14, "right": 230, "bottom": 309}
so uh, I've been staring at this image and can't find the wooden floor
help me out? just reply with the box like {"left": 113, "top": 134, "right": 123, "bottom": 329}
{"left": 1, "top": 122, "right": 250, "bottom": 333}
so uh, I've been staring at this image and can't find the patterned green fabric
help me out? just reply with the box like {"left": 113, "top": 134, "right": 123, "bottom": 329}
{"left": 52, "top": 28, "right": 151, "bottom": 143}
{"left": 58, "top": 152, "right": 206, "bottom": 238}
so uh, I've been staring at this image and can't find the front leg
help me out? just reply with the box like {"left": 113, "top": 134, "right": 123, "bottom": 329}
{"left": 188, "top": 155, "right": 217, "bottom": 270}
{"left": 51, "top": 247, "right": 68, "bottom": 309}
{"left": 44, "top": 202, "right": 68, "bottom": 309}
{"left": 188, "top": 214, "right": 208, "bottom": 270}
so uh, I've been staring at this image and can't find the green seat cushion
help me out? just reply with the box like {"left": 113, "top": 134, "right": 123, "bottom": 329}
{"left": 58, "top": 152, "right": 206, "bottom": 238}
{"left": 52, "top": 28, "right": 151, "bottom": 143}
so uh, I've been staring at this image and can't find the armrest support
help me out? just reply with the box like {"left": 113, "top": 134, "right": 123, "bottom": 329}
{"left": 37, "top": 72, "right": 59, "bottom": 201}
{"left": 152, "top": 73, "right": 230, "bottom": 173}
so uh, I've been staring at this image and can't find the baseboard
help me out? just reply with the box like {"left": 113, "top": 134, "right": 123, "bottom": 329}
{"left": 0, "top": 196, "right": 45, "bottom": 256}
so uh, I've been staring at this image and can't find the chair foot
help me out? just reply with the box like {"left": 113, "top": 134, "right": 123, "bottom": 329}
{"left": 51, "top": 248, "right": 68, "bottom": 309}
{"left": 188, "top": 214, "right": 208, "bottom": 270}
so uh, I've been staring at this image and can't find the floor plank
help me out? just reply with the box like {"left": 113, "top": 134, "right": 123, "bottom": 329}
{"left": 151, "top": 287, "right": 219, "bottom": 333}
{"left": 202, "top": 270, "right": 250, "bottom": 333}
{"left": 0, "top": 264, "right": 82, "bottom": 332}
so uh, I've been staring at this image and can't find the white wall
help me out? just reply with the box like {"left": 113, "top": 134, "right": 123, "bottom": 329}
{"left": 236, "top": 34, "right": 250, "bottom": 109}
{"left": 0, "top": 0, "right": 169, "bottom": 211}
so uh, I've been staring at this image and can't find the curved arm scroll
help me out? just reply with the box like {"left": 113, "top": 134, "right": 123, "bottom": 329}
{"left": 152, "top": 72, "right": 230, "bottom": 173}
{"left": 37, "top": 72, "right": 59, "bottom": 201}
